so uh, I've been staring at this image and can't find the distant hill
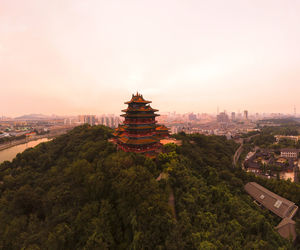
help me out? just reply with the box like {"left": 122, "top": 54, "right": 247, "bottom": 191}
{"left": 0, "top": 125, "right": 298, "bottom": 249}
{"left": 14, "top": 114, "right": 56, "bottom": 120}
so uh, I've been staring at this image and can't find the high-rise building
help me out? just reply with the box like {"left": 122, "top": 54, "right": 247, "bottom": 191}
{"left": 217, "top": 112, "right": 229, "bottom": 123}
{"left": 244, "top": 110, "right": 248, "bottom": 120}
{"left": 86, "top": 115, "right": 96, "bottom": 125}
{"left": 188, "top": 113, "right": 197, "bottom": 121}
{"left": 78, "top": 115, "right": 96, "bottom": 125}
{"left": 105, "top": 117, "right": 110, "bottom": 127}
{"left": 100, "top": 116, "right": 105, "bottom": 125}
{"left": 231, "top": 112, "right": 236, "bottom": 121}
{"left": 78, "top": 115, "right": 85, "bottom": 123}
{"left": 110, "top": 117, "right": 115, "bottom": 128}
{"left": 113, "top": 93, "right": 169, "bottom": 158}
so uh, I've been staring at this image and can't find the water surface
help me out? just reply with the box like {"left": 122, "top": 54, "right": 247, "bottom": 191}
{"left": 0, "top": 138, "right": 50, "bottom": 163}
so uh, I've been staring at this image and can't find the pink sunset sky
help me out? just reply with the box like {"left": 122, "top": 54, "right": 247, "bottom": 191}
{"left": 1, "top": 0, "right": 300, "bottom": 116}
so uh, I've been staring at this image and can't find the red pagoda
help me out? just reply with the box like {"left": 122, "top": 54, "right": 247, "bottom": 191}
{"left": 113, "top": 93, "right": 169, "bottom": 158}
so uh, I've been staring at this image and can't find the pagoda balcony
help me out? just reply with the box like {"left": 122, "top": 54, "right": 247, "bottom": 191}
{"left": 118, "top": 144, "right": 160, "bottom": 153}
{"left": 123, "top": 132, "right": 156, "bottom": 138}
{"left": 124, "top": 120, "right": 157, "bottom": 125}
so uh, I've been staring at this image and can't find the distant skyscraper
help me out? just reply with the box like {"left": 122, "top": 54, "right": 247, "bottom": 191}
{"left": 188, "top": 113, "right": 197, "bottom": 121}
{"left": 78, "top": 115, "right": 85, "bottom": 123}
{"left": 217, "top": 112, "right": 229, "bottom": 123}
{"left": 78, "top": 115, "right": 96, "bottom": 125}
{"left": 105, "top": 117, "right": 110, "bottom": 126}
{"left": 244, "top": 110, "right": 248, "bottom": 120}
{"left": 100, "top": 116, "right": 105, "bottom": 125}
{"left": 85, "top": 115, "right": 96, "bottom": 125}
{"left": 231, "top": 112, "right": 236, "bottom": 121}
{"left": 110, "top": 117, "right": 115, "bottom": 128}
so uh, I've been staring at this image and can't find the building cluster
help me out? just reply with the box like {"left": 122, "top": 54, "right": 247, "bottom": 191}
{"left": 217, "top": 112, "right": 230, "bottom": 123}
{"left": 0, "top": 117, "right": 74, "bottom": 141}
{"left": 217, "top": 110, "right": 249, "bottom": 123}
{"left": 245, "top": 148, "right": 299, "bottom": 182}
{"left": 154, "top": 109, "right": 261, "bottom": 139}
{"left": 64, "top": 115, "right": 122, "bottom": 128}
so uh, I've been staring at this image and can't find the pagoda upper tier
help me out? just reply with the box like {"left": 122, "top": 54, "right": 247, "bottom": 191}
{"left": 124, "top": 93, "right": 152, "bottom": 104}
{"left": 121, "top": 105, "right": 158, "bottom": 113}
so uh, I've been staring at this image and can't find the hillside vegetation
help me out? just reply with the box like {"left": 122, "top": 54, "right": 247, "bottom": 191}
{"left": 0, "top": 125, "right": 299, "bottom": 249}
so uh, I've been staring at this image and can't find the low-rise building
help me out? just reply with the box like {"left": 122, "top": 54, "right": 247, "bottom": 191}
{"left": 245, "top": 182, "right": 298, "bottom": 241}
{"left": 281, "top": 148, "right": 299, "bottom": 159}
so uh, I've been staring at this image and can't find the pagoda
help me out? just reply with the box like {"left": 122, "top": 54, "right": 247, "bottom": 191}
{"left": 113, "top": 93, "right": 169, "bottom": 158}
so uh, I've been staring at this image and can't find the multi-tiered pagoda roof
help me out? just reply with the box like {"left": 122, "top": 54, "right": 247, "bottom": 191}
{"left": 113, "top": 93, "right": 169, "bottom": 158}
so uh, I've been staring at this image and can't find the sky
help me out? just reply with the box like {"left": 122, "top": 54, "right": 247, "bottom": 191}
{"left": 1, "top": 0, "right": 300, "bottom": 117}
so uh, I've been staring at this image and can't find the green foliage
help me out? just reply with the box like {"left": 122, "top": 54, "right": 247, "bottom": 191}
{"left": 251, "top": 124, "right": 300, "bottom": 149}
{"left": 261, "top": 124, "right": 300, "bottom": 136}
{"left": 252, "top": 134, "right": 276, "bottom": 148}
{"left": 0, "top": 125, "right": 298, "bottom": 249}
{"left": 0, "top": 134, "right": 26, "bottom": 144}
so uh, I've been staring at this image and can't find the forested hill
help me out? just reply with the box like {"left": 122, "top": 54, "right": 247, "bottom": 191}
{"left": 0, "top": 125, "right": 299, "bottom": 249}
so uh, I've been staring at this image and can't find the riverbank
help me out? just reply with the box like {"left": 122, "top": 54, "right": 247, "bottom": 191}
{"left": 0, "top": 128, "right": 73, "bottom": 152}
{"left": 0, "top": 135, "right": 53, "bottom": 152}
{"left": 0, "top": 138, "right": 52, "bottom": 163}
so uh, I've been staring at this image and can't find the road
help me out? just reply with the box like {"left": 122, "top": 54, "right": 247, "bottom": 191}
{"left": 233, "top": 134, "right": 260, "bottom": 167}
{"left": 233, "top": 139, "right": 244, "bottom": 167}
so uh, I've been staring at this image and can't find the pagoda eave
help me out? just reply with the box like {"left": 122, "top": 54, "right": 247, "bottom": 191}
{"left": 121, "top": 108, "right": 159, "bottom": 112}
{"left": 117, "top": 139, "right": 159, "bottom": 145}
{"left": 120, "top": 114, "right": 160, "bottom": 118}
{"left": 124, "top": 100, "right": 151, "bottom": 104}
{"left": 125, "top": 126, "right": 156, "bottom": 130}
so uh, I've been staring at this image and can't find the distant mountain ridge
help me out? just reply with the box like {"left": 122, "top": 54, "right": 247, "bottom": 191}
{"left": 14, "top": 114, "right": 59, "bottom": 120}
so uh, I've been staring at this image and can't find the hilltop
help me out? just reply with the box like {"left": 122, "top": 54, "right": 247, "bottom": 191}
{"left": 0, "top": 125, "right": 299, "bottom": 249}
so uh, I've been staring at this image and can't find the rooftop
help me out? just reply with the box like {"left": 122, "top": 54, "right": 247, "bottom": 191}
{"left": 122, "top": 105, "right": 158, "bottom": 112}
{"left": 124, "top": 93, "right": 151, "bottom": 104}
{"left": 121, "top": 113, "right": 159, "bottom": 118}
{"left": 156, "top": 125, "right": 170, "bottom": 131}
{"left": 275, "top": 217, "right": 297, "bottom": 242}
{"left": 245, "top": 182, "right": 299, "bottom": 241}
{"left": 244, "top": 182, "right": 298, "bottom": 219}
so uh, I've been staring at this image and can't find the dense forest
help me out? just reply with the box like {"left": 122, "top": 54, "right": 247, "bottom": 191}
{"left": 0, "top": 125, "right": 299, "bottom": 249}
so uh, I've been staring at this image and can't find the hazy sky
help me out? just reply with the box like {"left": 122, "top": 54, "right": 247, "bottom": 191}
{"left": 1, "top": 0, "right": 300, "bottom": 116}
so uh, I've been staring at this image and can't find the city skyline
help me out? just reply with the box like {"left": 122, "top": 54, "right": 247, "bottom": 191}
{"left": 1, "top": 0, "right": 300, "bottom": 116}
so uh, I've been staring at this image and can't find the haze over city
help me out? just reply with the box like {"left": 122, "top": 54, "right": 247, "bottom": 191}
{"left": 1, "top": 0, "right": 300, "bottom": 116}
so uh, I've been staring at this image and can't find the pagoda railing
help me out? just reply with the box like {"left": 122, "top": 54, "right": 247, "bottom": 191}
{"left": 124, "top": 120, "right": 157, "bottom": 125}
{"left": 123, "top": 132, "right": 156, "bottom": 138}
{"left": 118, "top": 143, "right": 161, "bottom": 153}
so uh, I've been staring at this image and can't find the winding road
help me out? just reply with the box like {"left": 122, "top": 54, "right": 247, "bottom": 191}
{"left": 233, "top": 134, "right": 260, "bottom": 167}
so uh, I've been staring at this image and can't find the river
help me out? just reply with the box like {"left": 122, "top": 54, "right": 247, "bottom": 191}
{"left": 0, "top": 138, "right": 50, "bottom": 163}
